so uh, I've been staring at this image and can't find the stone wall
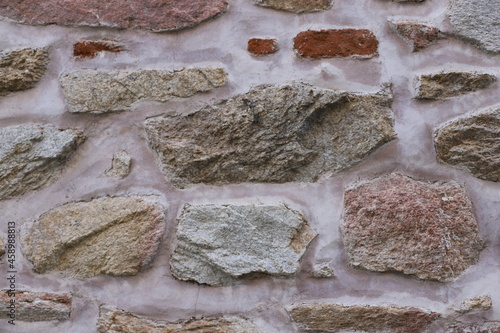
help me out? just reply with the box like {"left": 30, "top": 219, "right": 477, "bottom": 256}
{"left": 0, "top": 0, "right": 499, "bottom": 332}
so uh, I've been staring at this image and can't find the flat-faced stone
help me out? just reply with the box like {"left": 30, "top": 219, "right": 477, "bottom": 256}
{"left": 389, "top": 21, "right": 445, "bottom": 52}
{"left": 0, "top": 290, "right": 71, "bottom": 322}
{"left": 446, "top": 322, "right": 500, "bottom": 333}
{"left": 0, "top": 124, "right": 84, "bottom": 200}
{"left": 74, "top": 40, "right": 123, "bottom": 59}
{"left": 170, "top": 204, "right": 316, "bottom": 286}
{"left": 60, "top": 68, "right": 227, "bottom": 113}
{"left": 0, "top": 0, "right": 228, "bottom": 32}
{"left": 253, "top": 0, "right": 332, "bottom": 13}
{"left": 21, "top": 196, "right": 165, "bottom": 278}
{"left": 342, "top": 174, "right": 484, "bottom": 282}
{"left": 248, "top": 38, "right": 278, "bottom": 55}
{"left": 294, "top": 29, "right": 378, "bottom": 59}
{"left": 434, "top": 107, "right": 500, "bottom": 182}
{"left": 0, "top": 48, "right": 48, "bottom": 96}
{"left": 416, "top": 72, "right": 496, "bottom": 99}
{"left": 106, "top": 151, "right": 131, "bottom": 178}
{"left": 97, "top": 306, "right": 264, "bottom": 333}
{"left": 287, "top": 303, "right": 440, "bottom": 333}
{"left": 145, "top": 82, "right": 395, "bottom": 188}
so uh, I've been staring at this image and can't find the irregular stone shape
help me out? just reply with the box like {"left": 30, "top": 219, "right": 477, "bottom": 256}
{"left": 145, "top": 82, "right": 395, "bottom": 188}
{"left": 253, "top": 0, "right": 332, "bottom": 13}
{"left": 294, "top": 29, "right": 378, "bottom": 59}
{"left": 0, "top": 290, "right": 71, "bottom": 322}
{"left": 389, "top": 21, "right": 445, "bottom": 52}
{"left": 248, "top": 38, "right": 278, "bottom": 55}
{"left": 0, "top": 237, "right": 4, "bottom": 257}
{"left": 416, "top": 72, "right": 496, "bottom": 99}
{"left": 456, "top": 296, "right": 492, "bottom": 314}
{"left": 74, "top": 40, "right": 123, "bottom": 59}
{"left": 60, "top": 68, "right": 227, "bottom": 113}
{"left": 0, "top": 48, "right": 49, "bottom": 96}
{"left": 446, "top": 322, "right": 500, "bottom": 333}
{"left": 106, "top": 151, "right": 132, "bottom": 178}
{"left": 448, "top": 0, "right": 500, "bottom": 53}
{"left": 342, "top": 174, "right": 484, "bottom": 282}
{"left": 170, "top": 204, "right": 316, "bottom": 286}
{"left": 434, "top": 107, "right": 500, "bottom": 182}
{"left": 0, "top": 0, "right": 228, "bottom": 32}
{"left": 22, "top": 196, "right": 165, "bottom": 278}
{"left": 311, "top": 262, "right": 335, "bottom": 278}
{"left": 287, "top": 303, "right": 440, "bottom": 333}
{"left": 98, "top": 306, "right": 263, "bottom": 333}
{"left": 0, "top": 124, "right": 84, "bottom": 200}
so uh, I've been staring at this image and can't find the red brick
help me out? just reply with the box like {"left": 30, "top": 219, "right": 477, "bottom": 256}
{"left": 248, "top": 38, "right": 278, "bottom": 55}
{"left": 74, "top": 40, "right": 123, "bottom": 59}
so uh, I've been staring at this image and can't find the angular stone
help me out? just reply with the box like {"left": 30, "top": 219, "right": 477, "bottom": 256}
{"left": 253, "top": 0, "right": 332, "bottom": 13}
{"left": 456, "top": 296, "right": 492, "bottom": 314}
{"left": 342, "top": 174, "right": 484, "bottom": 282}
{"left": 97, "top": 306, "right": 264, "bottom": 333}
{"left": 74, "top": 40, "right": 123, "bottom": 59}
{"left": 247, "top": 38, "right": 278, "bottom": 55}
{"left": 311, "top": 262, "right": 335, "bottom": 278}
{"left": 448, "top": 0, "right": 500, "bottom": 53}
{"left": 416, "top": 72, "right": 496, "bottom": 99}
{"left": 434, "top": 107, "right": 500, "bottom": 182}
{"left": 0, "top": 0, "right": 228, "bottom": 32}
{"left": 0, "top": 124, "right": 84, "bottom": 200}
{"left": 170, "top": 204, "right": 316, "bottom": 286}
{"left": 106, "top": 151, "right": 131, "bottom": 178}
{"left": 0, "top": 290, "right": 71, "bottom": 322}
{"left": 22, "top": 196, "right": 165, "bottom": 278}
{"left": 0, "top": 48, "right": 49, "bottom": 96}
{"left": 145, "top": 82, "right": 395, "bottom": 188}
{"left": 389, "top": 21, "right": 445, "bottom": 52}
{"left": 294, "top": 29, "right": 378, "bottom": 59}
{"left": 287, "top": 303, "right": 440, "bottom": 333}
{"left": 60, "top": 68, "right": 227, "bottom": 113}
{"left": 446, "top": 322, "right": 500, "bottom": 333}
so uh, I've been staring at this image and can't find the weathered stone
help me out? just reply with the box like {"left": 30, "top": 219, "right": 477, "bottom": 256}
{"left": 170, "top": 204, "right": 316, "bottom": 286}
{"left": 248, "top": 38, "right": 278, "bottom": 55}
{"left": 311, "top": 262, "right": 335, "bottom": 278}
{"left": 342, "top": 174, "right": 484, "bottom": 282}
{"left": 0, "top": 0, "right": 228, "bottom": 32}
{"left": 0, "top": 290, "right": 71, "bottom": 322}
{"left": 0, "top": 125, "right": 84, "bottom": 200}
{"left": 287, "top": 303, "right": 440, "bottom": 333}
{"left": 389, "top": 21, "right": 445, "bottom": 52}
{"left": 253, "top": 0, "right": 332, "bottom": 13}
{"left": 106, "top": 151, "right": 131, "bottom": 178}
{"left": 448, "top": 0, "right": 500, "bottom": 53}
{"left": 456, "top": 296, "right": 492, "bottom": 314}
{"left": 22, "top": 196, "right": 165, "bottom": 278}
{"left": 294, "top": 29, "right": 378, "bottom": 59}
{"left": 0, "top": 48, "right": 48, "bottom": 96}
{"left": 0, "top": 237, "right": 4, "bottom": 257}
{"left": 434, "top": 107, "right": 500, "bottom": 182}
{"left": 416, "top": 72, "right": 496, "bottom": 99}
{"left": 60, "top": 68, "right": 227, "bottom": 113}
{"left": 145, "top": 82, "right": 395, "bottom": 188}
{"left": 74, "top": 40, "right": 123, "bottom": 59}
{"left": 446, "top": 322, "right": 500, "bottom": 333}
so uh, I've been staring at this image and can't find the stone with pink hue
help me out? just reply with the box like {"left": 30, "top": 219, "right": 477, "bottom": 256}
{"left": 0, "top": 290, "right": 71, "bottom": 322}
{"left": 389, "top": 21, "right": 445, "bottom": 52}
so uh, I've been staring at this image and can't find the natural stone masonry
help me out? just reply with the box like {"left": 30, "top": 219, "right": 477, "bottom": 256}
{"left": 145, "top": 82, "right": 395, "bottom": 187}
{"left": 98, "top": 306, "right": 264, "bottom": 333}
{"left": 448, "top": 0, "right": 500, "bottom": 53}
{"left": 73, "top": 40, "right": 123, "bottom": 59}
{"left": 389, "top": 21, "right": 445, "bottom": 52}
{"left": 287, "top": 303, "right": 440, "bottom": 333}
{"left": 0, "top": 237, "right": 5, "bottom": 257}
{"left": 0, "top": 124, "right": 84, "bottom": 200}
{"left": 456, "top": 296, "right": 492, "bottom": 314}
{"left": 434, "top": 107, "right": 500, "bottom": 182}
{"left": 0, "top": 0, "right": 228, "bottom": 32}
{"left": 0, "top": 48, "right": 49, "bottom": 96}
{"left": 294, "top": 29, "right": 379, "bottom": 59}
{"left": 106, "top": 151, "right": 132, "bottom": 178}
{"left": 22, "top": 196, "right": 165, "bottom": 278}
{"left": 342, "top": 174, "right": 484, "bottom": 282}
{"left": 248, "top": 38, "right": 278, "bottom": 55}
{"left": 0, "top": 290, "right": 71, "bottom": 322}
{"left": 170, "top": 204, "right": 316, "bottom": 286}
{"left": 416, "top": 72, "right": 496, "bottom": 99}
{"left": 445, "top": 322, "right": 500, "bottom": 333}
{"left": 253, "top": 0, "right": 332, "bottom": 13}
{"left": 60, "top": 68, "right": 228, "bottom": 113}
{"left": 311, "top": 262, "right": 335, "bottom": 278}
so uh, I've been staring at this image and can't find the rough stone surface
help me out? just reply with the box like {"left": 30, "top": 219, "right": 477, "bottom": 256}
{"left": 74, "top": 40, "right": 123, "bottom": 59}
{"left": 311, "top": 262, "right": 335, "bottom": 278}
{"left": 145, "top": 82, "right": 395, "bottom": 188}
{"left": 294, "top": 29, "right": 378, "bottom": 59}
{"left": 342, "top": 174, "right": 484, "bottom": 282}
{"left": 248, "top": 38, "right": 278, "bottom": 55}
{"left": 170, "top": 204, "right": 316, "bottom": 286}
{"left": 446, "top": 322, "right": 500, "bottom": 333}
{"left": 287, "top": 303, "right": 440, "bottom": 333}
{"left": 0, "top": 48, "right": 49, "bottom": 96}
{"left": 0, "top": 124, "right": 84, "bottom": 200}
{"left": 416, "top": 72, "right": 496, "bottom": 99}
{"left": 448, "top": 0, "right": 500, "bottom": 53}
{"left": 60, "top": 68, "right": 228, "bottom": 113}
{"left": 253, "top": 0, "right": 332, "bottom": 13}
{"left": 106, "top": 151, "right": 132, "bottom": 178}
{"left": 22, "top": 196, "right": 165, "bottom": 278}
{"left": 434, "top": 107, "right": 500, "bottom": 182}
{"left": 389, "top": 21, "right": 445, "bottom": 52}
{"left": 456, "top": 296, "right": 492, "bottom": 314}
{"left": 0, "top": 290, "right": 71, "bottom": 322}
{"left": 0, "top": 0, "right": 228, "bottom": 32}
{"left": 0, "top": 237, "right": 4, "bottom": 257}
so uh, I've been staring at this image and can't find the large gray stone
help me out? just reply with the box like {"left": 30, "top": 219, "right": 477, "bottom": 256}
{"left": 145, "top": 82, "right": 396, "bottom": 188}
{"left": 170, "top": 204, "right": 316, "bottom": 286}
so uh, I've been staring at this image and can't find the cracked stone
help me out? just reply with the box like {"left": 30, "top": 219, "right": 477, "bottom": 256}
{"left": 253, "top": 0, "right": 332, "bottom": 13}
{"left": 0, "top": 290, "right": 71, "bottom": 322}
{"left": 416, "top": 72, "right": 496, "bottom": 99}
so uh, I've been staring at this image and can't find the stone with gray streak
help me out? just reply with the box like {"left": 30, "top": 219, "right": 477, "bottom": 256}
{"left": 0, "top": 290, "right": 71, "bottom": 322}
{"left": 171, "top": 204, "right": 316, "bottom": 286}
{"left": 416, "top": 72, "right": 496, "bottom": 99}
{"left": 145, "top": 82, "right": 396, "bottom": 188}
{"left": 0, "top": 124, "right": 84, "bottom": 200}
{"left": 60, "top": 68, "right": 227, "bottom": 113}
{"left": 253, "top": 0, "right": 332, "bottom": 12}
